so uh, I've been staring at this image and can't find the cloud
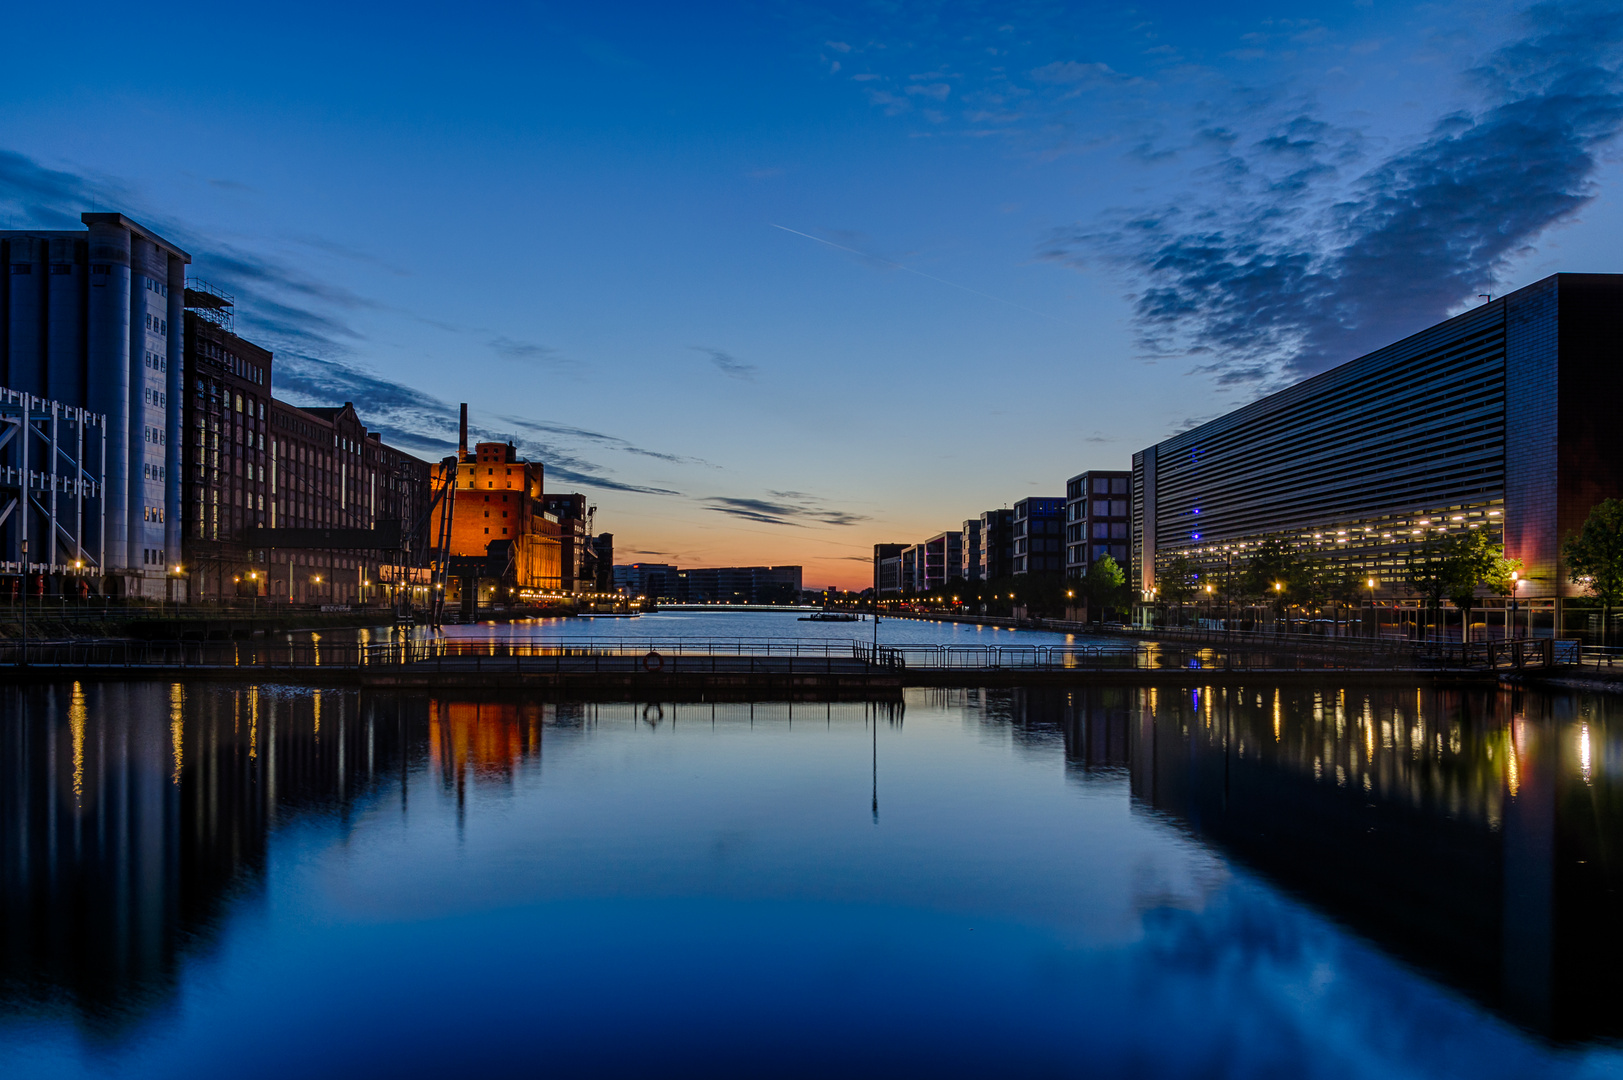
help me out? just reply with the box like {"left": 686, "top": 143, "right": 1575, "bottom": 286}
{"left": 489, "top": 336, "right": 577, "bottom": 372}
{"left": 691, "top": 345, "right": 758, "bottom": 379}
{"left": 1046, "top": 0, "right": 1623, "bottom": 386}
{"left": 703, "top": 491, "right": 869, "bottom": 529}
{"left": 0, "top": 147, "right": 695, "bottom": 498}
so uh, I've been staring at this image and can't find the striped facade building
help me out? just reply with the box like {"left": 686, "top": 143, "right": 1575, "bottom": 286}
{"left": 1131, "top": 273, "right": 1623, "bottom": 632}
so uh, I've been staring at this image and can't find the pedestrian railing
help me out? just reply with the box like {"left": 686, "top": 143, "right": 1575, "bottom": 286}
{"left": 0, "top": 634, "right": 1583, "bottom": 675}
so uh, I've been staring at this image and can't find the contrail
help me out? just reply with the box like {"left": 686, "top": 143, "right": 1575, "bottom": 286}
{"left": 769, "top": 223, "right": 1068, "bottom": 324}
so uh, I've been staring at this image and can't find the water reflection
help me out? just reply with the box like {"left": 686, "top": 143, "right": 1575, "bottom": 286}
{"left": 1, "top": 679, "right": 1619, "bottom": 1061}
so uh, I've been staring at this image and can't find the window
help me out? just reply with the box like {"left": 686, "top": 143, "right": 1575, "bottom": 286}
{"left": 1094, "top": 478, "right": 1109, "bottom": 495}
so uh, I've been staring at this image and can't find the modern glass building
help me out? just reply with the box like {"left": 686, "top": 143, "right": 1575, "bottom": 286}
{"left": 1131, "top": 273, "right": 1623, "bottom": 631}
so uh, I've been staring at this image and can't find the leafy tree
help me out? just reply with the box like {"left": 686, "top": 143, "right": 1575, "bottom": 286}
{"left": 1408, "top": 528, "right": 1501, "bottom": 641}
{"left": 1565, "top": 499, "right": 1623, "bottom": 647}
{"left": 1442, "top": 528, "right": 1500, "bottom": 642}
{"left": 1485, "top": 552, "right": 1523, "bottom": 638}
{"left": 1241, "top": 538, "right": 1296, "bottom": 619}
{"left": 1083, "top": 555, "right": 1130, "bottom": 622}
{"left": 1405, "top": 535, "right": 1452, "bottom": 641}
{"left": 1158, "top": 554, "right": 1198, "bottom": 625}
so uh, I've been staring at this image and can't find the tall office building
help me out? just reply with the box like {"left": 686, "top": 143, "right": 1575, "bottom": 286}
{"left": 1011, "top": 497, "right": 1064, "bottom": 575}
{"left": 959, "top": 519, "right": 982, "bottom": 583}
{"left": 1, "top": 213, "right": 188, "bottom": 596}
{"left": 872, "top": 542, "right": 906, "bottom": 595}
{"left": 1065, "top": 471, "right": 1132, "bottom": 576}
{"left": 1131, "top": 273, "right": 1623, "bottom": 631}
{"left": 978, "top": 508, "right": 1014, "bottom": 582}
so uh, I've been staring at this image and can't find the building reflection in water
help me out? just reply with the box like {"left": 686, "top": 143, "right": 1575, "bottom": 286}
{"left": 0, "top": 683, "right": 436, "bottom": 1030}
{"left": 944, "top": 682, "right": 1621, "bottom": 1041}
{"left": 4, "top": 680, "right": 1617, "bottom": 1045}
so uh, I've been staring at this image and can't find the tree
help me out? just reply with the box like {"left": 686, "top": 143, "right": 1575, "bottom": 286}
{"left": 1241, "top": 538, "right": 1296, "bottom": 625}
{"left": 1442, "top": 529, "right": 1500, "bottom": 642}
{"left": 1565, "top": 499, "right": 1623, "bottom": 648}
{"left": 1405, "top": 535, "right": 1452, "bottom": 641}
{"left": 1408, "top": 529, "right": 1500, "bottom": 642}
{"left": 1485, "top": 552, "right": 1523, "bottom": 639}
{"left": 1158, "top": 554, "right": 1198, "bottom": 625}
{"left": 1083, "top": 555, "right": 1130, "bottom": 622}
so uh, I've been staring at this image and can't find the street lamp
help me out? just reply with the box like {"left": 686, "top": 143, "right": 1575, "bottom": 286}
{"left": 1274, "top": 581, "right": 1285, "bottom": 635}
{"left": 19, "top": 538, "right": 27, "bottom": 668}
{"left": 1510, "top": 570, "right": 1521, "bottom": 639}
{"left": 1367, "top": 577, "right": 1376, "bottom": 639}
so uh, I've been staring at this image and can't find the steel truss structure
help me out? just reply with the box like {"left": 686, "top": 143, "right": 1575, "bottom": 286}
{"left": 0, "top": 386, "right": 107, "bottom": 577}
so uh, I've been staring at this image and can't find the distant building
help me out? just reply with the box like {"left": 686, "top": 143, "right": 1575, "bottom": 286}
{"left": 901, "top": 546, "right": 920, "bottom": 593}
{"left": 873, "top": 543, "right": 906, "bottom": 595}
{"left": 1065, "top": 471, "right": 1132, "bottom": 576}
{"left": 431, "top": 439, "right": 561, "bottom": 612}
{"left": 960, "top": 519, "right": 982, "bottom": 582}
{"left": 591, "top": 532, "right": 614, "bottom": 591}
{"left": 1012, "top": 497, "right": 1065, "bottom": 575}
{"left": 978, "top": 509, "right": 1014, "bottom": 582}
{"left": 614, "top": 562, "right": 677, "bottom": 600}
{"left": 681, "top": 565, "right": 803, "bottom": 604}
{"left": 921, "top": 532, "right": 960, "bottom": 592}
{"left": 541, "top": 492, "right": 594, "bottom": 596}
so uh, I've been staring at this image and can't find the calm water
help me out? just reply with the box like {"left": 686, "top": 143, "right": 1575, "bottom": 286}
{"left": 316, "top": 608, "right": 1108, "bottom": 649}
{"left": 2, "top": 678, "right": 1621, "bottom": 1078}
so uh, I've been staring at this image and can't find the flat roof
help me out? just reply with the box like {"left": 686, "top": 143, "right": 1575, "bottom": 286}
{"left": 80, "top": 212, "right": 191, "bottom": 262}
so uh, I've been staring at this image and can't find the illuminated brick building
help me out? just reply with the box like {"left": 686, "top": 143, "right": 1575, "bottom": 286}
{"left": 431, "top": 439, "right": 562, "bottom": 608}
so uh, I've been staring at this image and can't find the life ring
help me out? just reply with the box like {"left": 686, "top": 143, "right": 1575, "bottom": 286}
{"left": 642, "top": 703, "right": 664, "bottom": 723}
{"left": 643, "top": 650, "right": 664, "bottom": 672}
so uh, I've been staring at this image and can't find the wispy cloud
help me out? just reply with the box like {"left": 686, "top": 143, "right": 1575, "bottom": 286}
{"left": 704, "top": 491, "right": 868, "bottom": 528}
{"left": 0, "top": 148, "right": 693, "bottom": 497}
{"left": 690, "top": 345, "right": 758, "bottom": 380}
{"left": 1045, "top": 0, "right": 1623, "bottom": 386}
{"left": 490, "top": 336, "right": 579, "bottom": 373}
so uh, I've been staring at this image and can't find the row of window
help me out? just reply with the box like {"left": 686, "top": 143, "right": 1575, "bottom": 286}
{"left": 144, "top": 388, "right": 166, "bottom": 408}
{"left": 143, "top": 275, "right": 169, "bottom": 297}
{"left": 144, "top": 313, "right": 168, "bottom": 335}
{"left": 144, "top": 425, "right": 166, "bottom": 445}
{"left": 143, "top": 464, "right": 166, "bottom": 481}
{"left": 142, "top": 506, "right": 165, "bottom": 523}
{"left": 144, "top": 350, "right": 168, "bottom": 372}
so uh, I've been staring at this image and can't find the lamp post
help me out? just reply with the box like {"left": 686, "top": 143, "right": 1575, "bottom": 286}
{"left": 1367, "top": 577, "right": 1376, "bottom": 639}
{"left": 249, "top": 571, "right": 259, "bottom": 621}
{"left": 1510, "top": 570, "right": 1521, "bottom": 640}
{"left": 1274, "top": 580, "right": 1284, "bottom": 634}
{"left": 19, "top": 539, "right": 27, "bottom": 668}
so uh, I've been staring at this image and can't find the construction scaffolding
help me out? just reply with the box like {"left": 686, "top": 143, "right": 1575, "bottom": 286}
{"left": 0, "top": 386, "right": 107, "bottom": 579}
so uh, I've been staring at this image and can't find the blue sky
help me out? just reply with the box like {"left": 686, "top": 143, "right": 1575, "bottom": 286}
{"left": 2, "top": 0, "right": 1620, "bottom": 587}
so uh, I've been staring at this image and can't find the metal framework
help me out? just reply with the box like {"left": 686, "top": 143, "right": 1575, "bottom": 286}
{"left": 0, "top": 386, "right": 106, "bottom": 577}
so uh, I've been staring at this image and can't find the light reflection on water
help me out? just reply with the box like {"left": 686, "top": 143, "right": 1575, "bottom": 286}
{"left": 0, "top": 681, "right": 1620, "bottom": 1078}
{"left": 302, "top": 608, "right": 1104, "bottom": 649}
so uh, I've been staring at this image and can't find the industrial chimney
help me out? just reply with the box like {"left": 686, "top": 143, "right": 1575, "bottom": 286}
{"left": 459, "top": 403, "right": 468, "bottom": 458}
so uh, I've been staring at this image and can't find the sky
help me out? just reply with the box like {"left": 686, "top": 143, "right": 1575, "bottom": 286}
{"left": 1, "top": 0, "right": 1620, "bottom": 589}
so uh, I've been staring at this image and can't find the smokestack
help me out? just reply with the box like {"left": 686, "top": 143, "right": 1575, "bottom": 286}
{"left": 459, "top": 403, "right": 468, "bottom": 458}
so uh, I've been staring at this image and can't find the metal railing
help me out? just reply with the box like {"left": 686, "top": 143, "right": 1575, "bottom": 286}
{"left": 0, "top": 634, "right": 1585, "bottom": 675}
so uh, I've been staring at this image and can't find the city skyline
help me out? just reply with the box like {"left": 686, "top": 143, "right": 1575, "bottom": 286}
{"left": 3, "top": 1, "right": 1620, "bottom": 588}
